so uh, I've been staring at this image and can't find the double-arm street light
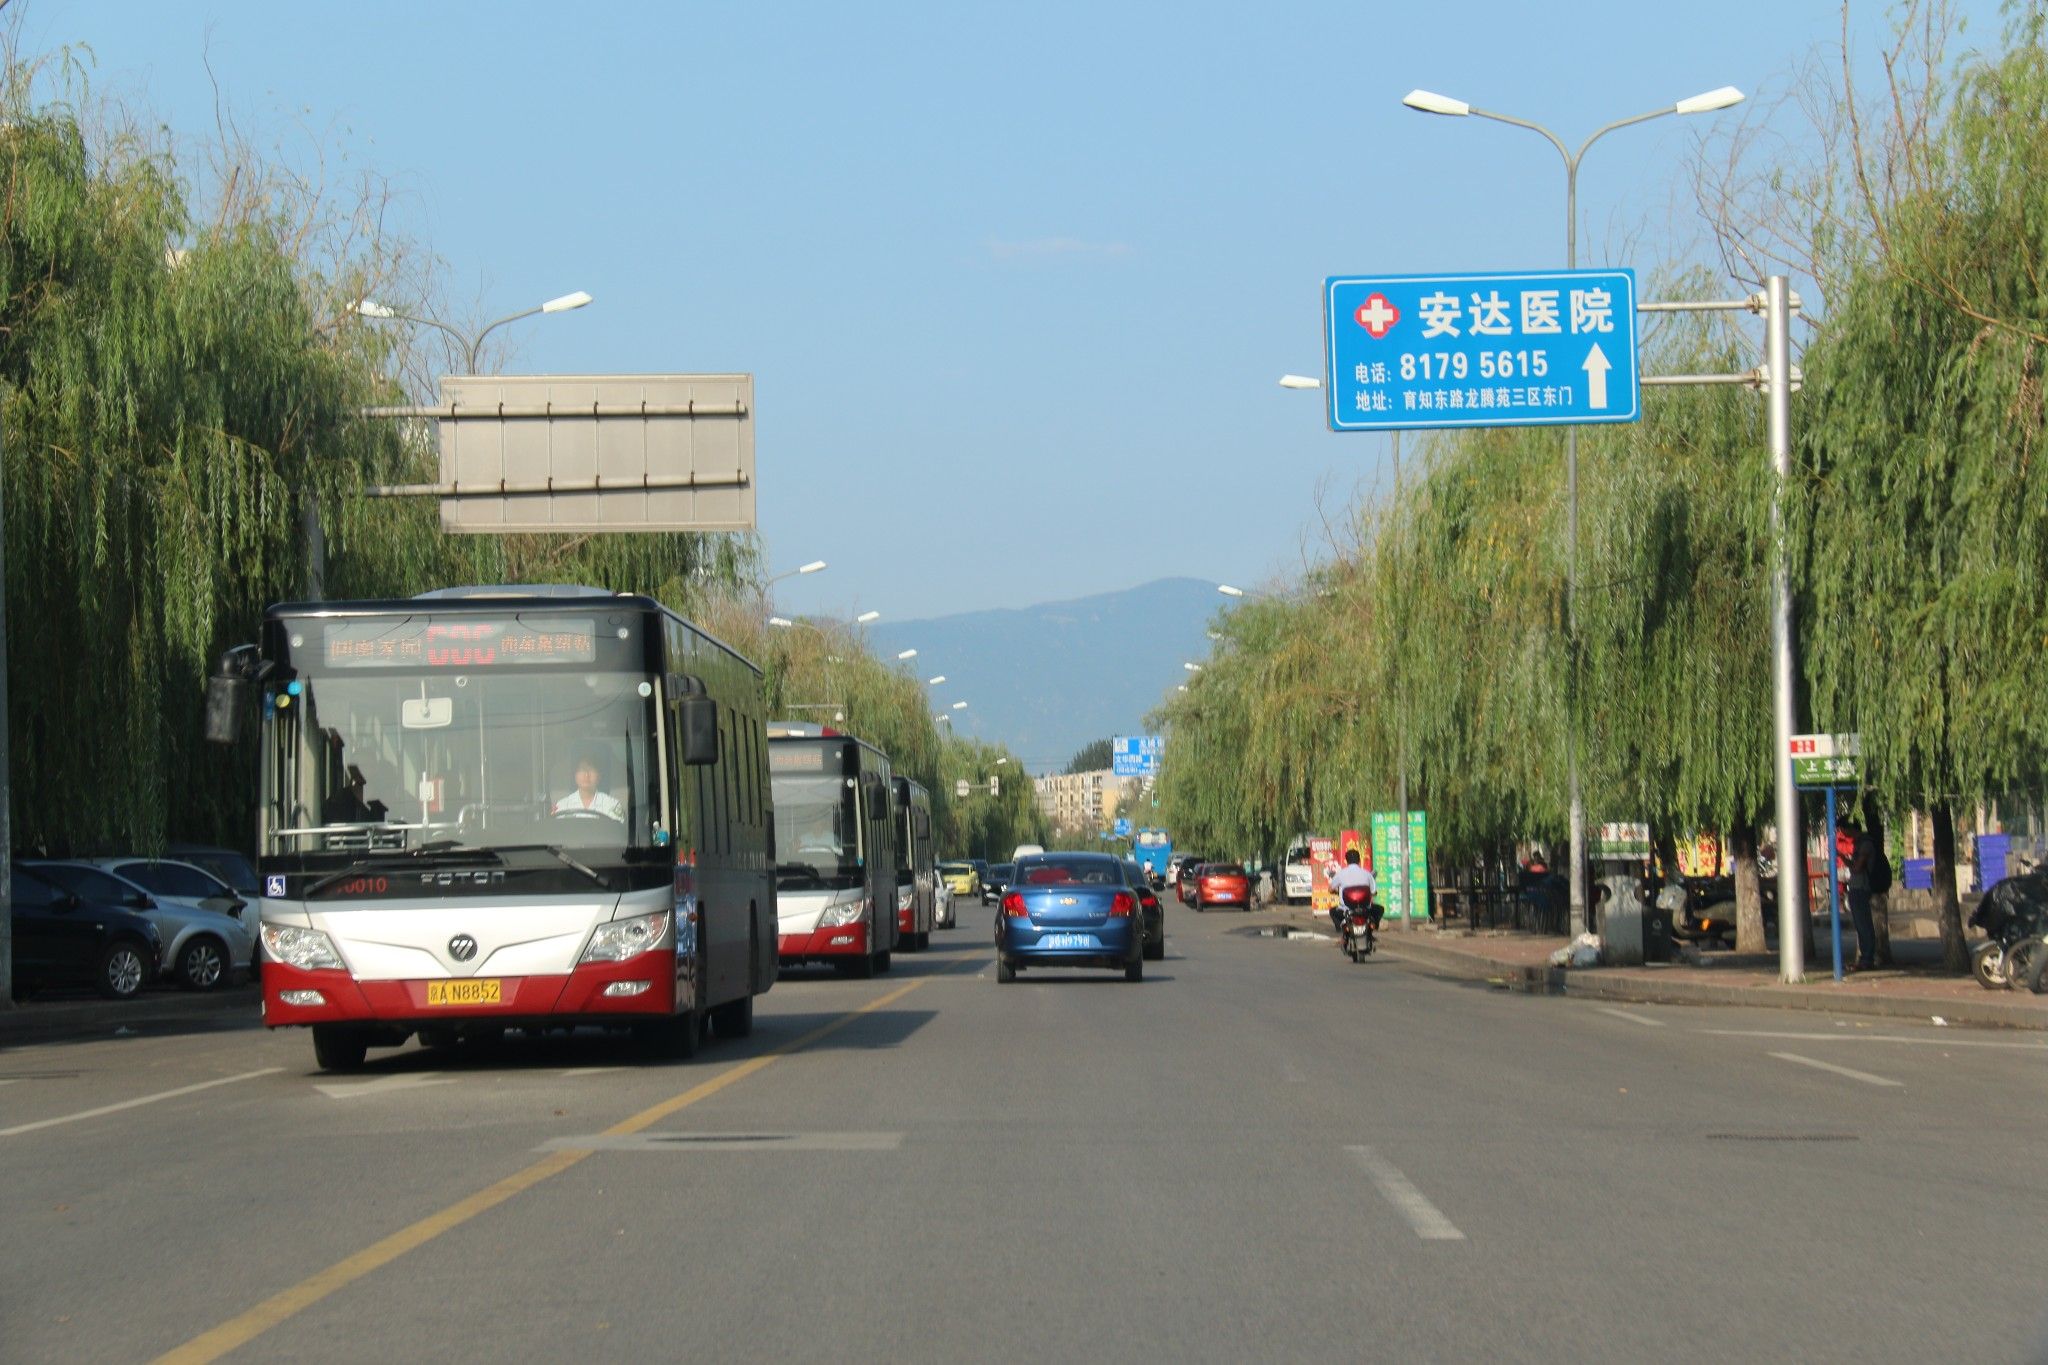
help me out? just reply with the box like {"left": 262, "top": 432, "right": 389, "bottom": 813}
{"left": 351, "top": 290, "right": 593, "bottom": 374}
{"left": 1402, "top": 82, "right": 1744, "bottom": 939}
{"left": 765, "top": 560, "right": 828, "bottom": 587}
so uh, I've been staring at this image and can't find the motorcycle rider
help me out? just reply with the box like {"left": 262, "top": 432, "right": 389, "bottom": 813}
{"left": 1329, "top": 848, "right": 1378, "bottom": 942}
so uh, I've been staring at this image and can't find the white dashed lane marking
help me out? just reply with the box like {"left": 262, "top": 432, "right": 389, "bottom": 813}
{"left": 0, "top": 1068, "right": 283, "bottom": 1137}
{"left": 1769, "top": 1052, "right": 1903, "bottom": 1088}
{"left": 1346, "top": 1145, "right": 1466, "bottom": 1241}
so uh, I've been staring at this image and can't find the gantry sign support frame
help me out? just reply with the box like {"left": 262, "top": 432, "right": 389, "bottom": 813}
{"left": 1318, "top": 275, "right": 1808, "bottom": 982}
{"left": 1634, "top": 276, "right": 1808, "bottom": 983}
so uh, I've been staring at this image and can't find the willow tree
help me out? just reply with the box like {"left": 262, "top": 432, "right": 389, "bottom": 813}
{"left": 0, "top": 96, "right": 413, "bottom": 852}
{"left": 1382, "top": 423, "right": 1570, "bottom": 862}
{"left": 1795, "top": 7, "right": 2048, "bottom": 969}
{"left": 1571, "top": 299, "right": 1779, "bottom": 947}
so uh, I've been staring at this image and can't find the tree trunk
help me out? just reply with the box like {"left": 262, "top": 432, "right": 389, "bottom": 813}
{"left": 1732, "top": 821, "right": 1766, "bottom": 954}
{"left": 1931, "top": 804, "right": 1968, "bottom": 973}
{"left": 1654, "top": 828, "right": 1680, "bottom": 887}
{"left": 1862, "top": 799, "right": 1894, "bottom": 967}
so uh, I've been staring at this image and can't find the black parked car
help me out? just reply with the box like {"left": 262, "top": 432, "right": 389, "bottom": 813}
{"left": 10, "top": 863, "right": 163, "bottom": 1000}
{"left": 982, "top": 863, "right": 1014, "bottom": 906}
{"left": 1121, "top": 859, "right": 1166, "bottom": 961}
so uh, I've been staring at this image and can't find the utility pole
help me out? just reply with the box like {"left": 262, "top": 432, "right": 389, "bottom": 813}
{"left": 0, "top": 417, "right": 12, "bottom": 1011}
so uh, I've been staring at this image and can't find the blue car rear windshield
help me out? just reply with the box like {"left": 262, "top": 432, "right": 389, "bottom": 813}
{"left": 1015, "top": 857, "right": 1122, "bottom": 885}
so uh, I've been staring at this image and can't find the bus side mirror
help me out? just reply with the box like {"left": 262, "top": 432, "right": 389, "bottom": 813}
{"left": 680, "top": 695, "right": 719, "bottom": 766}
{"left": 205, "top": 644, "right": 269, "bottom": 746}
{"left": 204, "top": 675, "right": 246, "bottom": 745}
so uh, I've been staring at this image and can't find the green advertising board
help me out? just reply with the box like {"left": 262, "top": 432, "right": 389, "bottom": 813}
{"left": 1370, "top": 809, "right": 1429, "bottom": 921}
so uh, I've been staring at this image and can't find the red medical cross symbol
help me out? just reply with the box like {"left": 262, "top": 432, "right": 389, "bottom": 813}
{"left": 1354, "top": 293, "right": 1400, "bottom": 338}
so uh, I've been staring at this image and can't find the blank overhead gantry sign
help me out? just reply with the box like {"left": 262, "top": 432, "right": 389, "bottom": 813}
{"left": 365, "top": 373, "right": 756, "bottom": 533}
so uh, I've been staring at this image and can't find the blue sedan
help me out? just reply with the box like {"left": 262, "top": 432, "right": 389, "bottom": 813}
{"left": 995, "top": 853, "right": 1144, "bottom": 983}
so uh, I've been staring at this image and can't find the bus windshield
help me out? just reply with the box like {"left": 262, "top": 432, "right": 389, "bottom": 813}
{"left": 264, "top": 666, "right": 665, "bottom": 861}
{"left": 771, "top": 773, "right": 862, "bottom": 890}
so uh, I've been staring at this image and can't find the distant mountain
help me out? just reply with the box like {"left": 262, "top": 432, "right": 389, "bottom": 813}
{"left": 868, "top": 578, "right": 1223, "bottom": 774}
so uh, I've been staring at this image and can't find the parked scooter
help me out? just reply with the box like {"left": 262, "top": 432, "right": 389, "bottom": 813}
{"left": 1339, "top": 884, "right": 1379, "bottom": 963}
{"left": 1968, "top": 871, "right": 2048, "bottom": 990}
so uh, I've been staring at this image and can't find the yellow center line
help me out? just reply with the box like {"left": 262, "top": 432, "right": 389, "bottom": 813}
{"left": 153, "top": 964, "right": 966, "bottom": 1365}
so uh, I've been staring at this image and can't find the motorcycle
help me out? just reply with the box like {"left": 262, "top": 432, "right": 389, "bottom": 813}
{"left": 1968, "top": 872, "right": 2048, "bottom": 990}
{"left": 1339, "top": 884, "right": 1379, "bottom": 963}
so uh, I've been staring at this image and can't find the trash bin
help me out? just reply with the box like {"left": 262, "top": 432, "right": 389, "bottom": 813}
{"left": 1643, "top": 883, "right": 1674, "bottom": 963}
{"left": 1596, "top": 864, "right": 1648, "bottom": 965}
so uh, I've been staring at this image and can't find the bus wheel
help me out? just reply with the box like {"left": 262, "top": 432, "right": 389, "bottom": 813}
{"left": 841, "top": 953, "right": 875, "bottom": 980}
{"left": 875, "top": 950, "right": 893, "bottom": 974}
{"left": 711, "top": 991, "right": 753, "bottom": 1039}
{"left": 638, "top": 1012, "right": 701, "bottom": 1061}
{"left": 312, "top": 1025, "right": 368, "bottom": 1072}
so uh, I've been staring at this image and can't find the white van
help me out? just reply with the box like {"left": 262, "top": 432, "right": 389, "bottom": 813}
{"left": 1011, "top": 843, "right": 1045, "bottom": 861}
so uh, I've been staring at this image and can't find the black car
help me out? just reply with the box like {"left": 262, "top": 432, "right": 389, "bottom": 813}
{"left": 10, "top": 864, "right": 163, "bottom": 1000}
{"left": 1121, "top": 859, "right": 1166, "bottom": 961}
{"left": 982, "top": 862, "right": 1014, "bottom": 906}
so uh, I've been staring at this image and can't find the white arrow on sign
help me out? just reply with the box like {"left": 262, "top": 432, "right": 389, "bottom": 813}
{"left": 314, "top": 1072, "right": 456, "bottom": 1100}
{"left": 1582, "top": 343, "right": 1613, "bottom": 410}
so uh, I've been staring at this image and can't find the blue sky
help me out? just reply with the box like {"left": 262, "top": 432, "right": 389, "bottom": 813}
{"left": 26, "top": 0, "right": 2005, "bottom": 622}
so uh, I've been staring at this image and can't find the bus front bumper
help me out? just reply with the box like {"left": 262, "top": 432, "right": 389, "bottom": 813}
{"left": 778, "top": 923, "right": 869, "bottom": 963}
{"left": 261, "top": 952, "right": 680, "bottom": 1028}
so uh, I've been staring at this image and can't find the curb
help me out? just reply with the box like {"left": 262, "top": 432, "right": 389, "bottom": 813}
{"left": 1382, "top": 934, "right": 2048, "bottom": 1031}
{"left": 0, "top": 986, "right": 262, "bottom": 1048}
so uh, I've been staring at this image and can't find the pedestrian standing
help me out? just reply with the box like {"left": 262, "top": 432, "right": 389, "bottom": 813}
{"left": 1840, "top": 820, "right": 1878, "bottom": 971}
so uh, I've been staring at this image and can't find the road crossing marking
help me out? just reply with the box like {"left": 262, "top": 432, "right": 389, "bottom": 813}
{"left": 542, "top": 1130, "right": 903, "bottom": 1153}
{"left": 154, "top": 958, "right": 980, "bottom": 1365}
{"left": 1769, "top": 1052, "right": 1903, "bottom": 1088}
{"left": 1594, "top": 1007, "right": 1665, "bottom": 1027}
{"left": 313, "top": 1073, "right": 456, "bottom": 1101}
{"left": 1345, "top": 1145, "right": 1466, "bottom": 1241}
{"left": 0, "top": 1068, "right": 284, "bottom": 1138}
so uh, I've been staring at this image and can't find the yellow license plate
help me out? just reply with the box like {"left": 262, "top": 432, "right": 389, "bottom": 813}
{"left": 425, "top": 979, "right": 502, "bottom": 1007}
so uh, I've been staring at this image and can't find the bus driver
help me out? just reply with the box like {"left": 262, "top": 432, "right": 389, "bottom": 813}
{"left": 553, "top": 754, "right": 625, "bottom": 821}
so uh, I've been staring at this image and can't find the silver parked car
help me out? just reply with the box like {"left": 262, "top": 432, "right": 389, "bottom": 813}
{"left": 28, "top": 860, "right": 255, "bottom": 990}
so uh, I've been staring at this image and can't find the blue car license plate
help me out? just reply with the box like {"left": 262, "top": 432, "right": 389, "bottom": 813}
{"left": 1039, "top": 933, "right": 1096, "bottom": 950}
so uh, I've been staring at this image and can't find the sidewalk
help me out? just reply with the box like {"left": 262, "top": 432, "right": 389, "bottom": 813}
{"left": 0, "top": 985, "right": 261, "bottom": 1048}
{"left": 1289, "top": 909, "right": 2048, "bottom": 1030}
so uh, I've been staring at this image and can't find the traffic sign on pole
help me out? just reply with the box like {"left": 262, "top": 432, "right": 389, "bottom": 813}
{"left": 1324, "top": 270, "right": 1639, "bottom": 432}
{"left": 1112, "top": 735, "right": 1163, "bottom": 777}
{"left": 1790, "top": 732, "right": 1862, "bottom": 788}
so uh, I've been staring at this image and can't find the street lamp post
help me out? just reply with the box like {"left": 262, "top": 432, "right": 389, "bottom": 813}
{"left": 764, "top": 559, "right": 828, "bottom": 587}
{"left": 1402, "top": 83, "right": 1743, "bottom": 939}
{"left": 352, "top": 290, "right": 593, "bottom": 374}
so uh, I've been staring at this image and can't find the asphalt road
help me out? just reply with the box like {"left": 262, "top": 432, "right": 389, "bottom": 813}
{"left": 4, "top": 904, "right": 2045, "bottom": 1363}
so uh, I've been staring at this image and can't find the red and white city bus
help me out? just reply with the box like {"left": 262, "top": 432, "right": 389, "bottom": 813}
{"left": 892, "top": 776, "right": 937, "bottom": 951}
{"left": 233, "top": 587, "right": 777, "bottom": 1071}
{"left": 768, "top": 724, "right": 899, "bottom": 976}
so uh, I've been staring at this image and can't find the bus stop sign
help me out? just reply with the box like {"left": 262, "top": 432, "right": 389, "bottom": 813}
{"left": 1324, "top": 269, "right": 1639, "bottom": 432}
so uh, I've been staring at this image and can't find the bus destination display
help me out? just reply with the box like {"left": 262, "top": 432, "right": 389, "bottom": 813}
{"left": 321, "top": 618, "right": 599, "bottom": 670}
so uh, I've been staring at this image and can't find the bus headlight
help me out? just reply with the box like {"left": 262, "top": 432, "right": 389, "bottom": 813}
{"left": 819, "top": 897, "right": 868, "bottom": 928}
{"left": 579, "top": 910, "right": 672, "bottom": 964}
{"left": 260, "top": 923, "right": 344, "bottom": 971}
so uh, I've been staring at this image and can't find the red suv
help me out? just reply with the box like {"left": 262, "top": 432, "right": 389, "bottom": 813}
{"left": 1194, "top": 863, "right": 1251, "bottom": 912}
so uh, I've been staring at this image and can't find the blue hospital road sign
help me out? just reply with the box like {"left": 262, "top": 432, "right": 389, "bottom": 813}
{"left": 1324, "top": 269, "right": 1639, "bottom": 432}
{"left": 1111, "top": 734, "right": 1163, "bottom": 777}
